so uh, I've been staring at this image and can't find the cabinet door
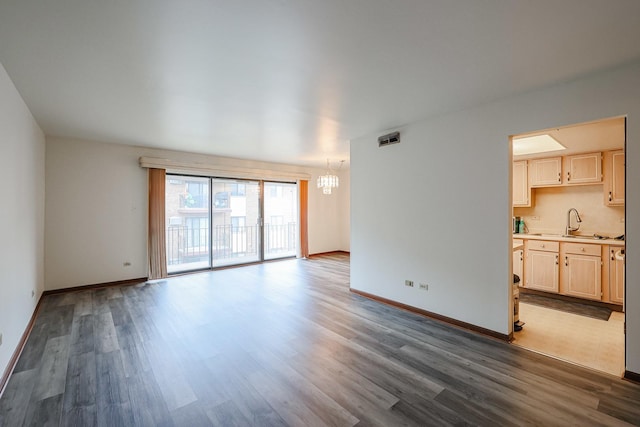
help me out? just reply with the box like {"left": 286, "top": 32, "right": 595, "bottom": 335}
{"left": 609, "top": 248, "right": 624, "bottom": 304}
{"left": 564, "top": 152, "right": 602, "bottom": 184}
{"left": 561, "top": 254, "right": 602, "bottom": 300}
{"left": 513, "top": 161, "right": 531, "bottom": 206}
{"left": 513, "top": 249, "right": 523, "bottom": 283}
{"left": 525, "top": 250, "right": 559, "bottom": 292}
{"left": 604, "top": 150, "right": 625, "bottom": 206}
{"left": 529, "top": 157, "right": 562, "bottom": 187}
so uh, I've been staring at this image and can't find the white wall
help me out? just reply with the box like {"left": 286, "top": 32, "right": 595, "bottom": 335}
{"left": 338, "top": 170, "right": 351, "bottom": 252}
{"left": 45, "top": 138, "right": 349, "bottom": 289}
{"left": 0, "top": 63, "right": 45, "bottom": 377}
{"left": 307, "top": 168, "right": 350, "bottom": 254}
{"left": 45, "top": 139, "right": 149, "bottom": 289}
{"left": 350, "top": 60, "right": 640, "bottom": 375}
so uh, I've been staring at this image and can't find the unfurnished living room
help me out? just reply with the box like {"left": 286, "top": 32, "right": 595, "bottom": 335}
{"left": 1, "top": 1, "right": 640, "bottom": 426}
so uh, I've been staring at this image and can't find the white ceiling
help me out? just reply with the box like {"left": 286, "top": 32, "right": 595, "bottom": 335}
{"left": 1, "top": 0, "right": 640, "bottom": 168}
{"left": 513, "top": 117, "right": 626, "bottom": 160}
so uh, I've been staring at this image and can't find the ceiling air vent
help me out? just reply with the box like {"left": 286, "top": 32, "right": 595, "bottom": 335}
{"left": 378, "top": 131, "right": 400, "bottom": 147}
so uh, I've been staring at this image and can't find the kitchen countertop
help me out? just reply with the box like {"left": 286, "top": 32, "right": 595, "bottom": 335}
{"left": 514, "top": 233, "right": 625, "bottom": 246}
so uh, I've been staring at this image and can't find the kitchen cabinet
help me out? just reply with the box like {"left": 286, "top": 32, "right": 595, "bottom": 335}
{"left": 560, "top": 242, "right": 601, "bottom": 301}
{"left": 603, "top": 150, "right": 625, "bottom": 206}
{"left": 513, "top": 161, "right": 532, "bottom": 207}
{"left": 513, "top": 239, "right": 524, "bottom": 282}
{"left": 525, "top": 240, "right": 559, "bottom": 293}
{"left": 529, "top": 157, "right": 562, "bottom": 187}
{"left": 608, "top": 246, "right": 624, "bottom": 304}
{"left": 563, "top": 152, "right": 602, "bottom": 185}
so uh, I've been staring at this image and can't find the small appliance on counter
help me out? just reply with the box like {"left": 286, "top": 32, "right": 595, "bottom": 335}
{"left": 513, "top": 217, "right": 526, "bottom": 234}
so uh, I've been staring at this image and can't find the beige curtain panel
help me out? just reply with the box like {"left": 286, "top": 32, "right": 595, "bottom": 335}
{"left": 148, "top": 168, "right": 168, "bottom": 279}
{"left": 299, "top": 180, "right": 309, "bottom": 258}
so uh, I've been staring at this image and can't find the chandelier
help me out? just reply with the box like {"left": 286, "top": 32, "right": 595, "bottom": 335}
{"left": 317, "top": 159, "right": 341, "bottom": 195}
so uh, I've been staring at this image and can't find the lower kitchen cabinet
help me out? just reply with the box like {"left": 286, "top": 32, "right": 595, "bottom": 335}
{"left": 608, "top": 247, "right": 624, "bottom": 304}
{"left": 513, "top": 239, "right": 524, "bottom": 281}
{"left": 525, "top": 240, "right": 559, "bottom": 293}
{"left": 520, "top": 237, "right": 623, "bottom": 305}
{"left": 560, "top": 242, "right": 602, "bottom": 300}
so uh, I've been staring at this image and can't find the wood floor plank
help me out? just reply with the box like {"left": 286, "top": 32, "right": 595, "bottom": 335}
{"left": 170, "top": 401, "right": 214, "bottom": 427}
{"left": 126, "top": 371, "right": 175, "bottom": 427}
{"left": 61, "top": 351, "right": 97, "bottom": 417}
{"left": 0, "top": 369, "right": 38, "bottom": 426}
{"left": 94, "top": 312, "right": 119, "bottom": 354}
{"left": 2, "top": 253, "right": 640, "bottom": 426}
{"left": 69, "top": 314, "right": 95, "bottom": 356}
{"left": 31, "top": 335, "right": 71, "bottom": 402}
{"left": 247, "top": 369, "right": 332, "bottom": 427}
{"left": 22, "top": 393, "right": 63, "bottom": 427}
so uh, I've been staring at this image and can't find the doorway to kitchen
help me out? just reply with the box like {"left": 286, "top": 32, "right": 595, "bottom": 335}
{"left": 510, "top": 116, "right": 626, "bottom": 377}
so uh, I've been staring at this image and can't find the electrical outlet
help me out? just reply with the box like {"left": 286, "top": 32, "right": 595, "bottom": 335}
{"left": 419, "top": 283, "right": 429, "bottom": 291}
{"left": 405, "top": 280, "right": 414, "bottom": 287}
{"left": 530, "top": 216, "right": 540, "bottom": 221}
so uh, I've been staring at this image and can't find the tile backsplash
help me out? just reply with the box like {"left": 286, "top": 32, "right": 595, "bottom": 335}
{"left": 514, "top": 185, "right": 624, "bottom": 237}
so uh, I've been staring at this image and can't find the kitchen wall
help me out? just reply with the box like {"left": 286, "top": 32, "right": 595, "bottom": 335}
{"left": 515, "top": 185, "right": 625, "bottom": 236}
{"left": 0, "top": 63, "right": 45, "bottom": 378}
{"left": 45, "top": 137, "right": 349, "bottom": 291}
{"left": 350, "top": 60, "right": 640, "bottom": 375}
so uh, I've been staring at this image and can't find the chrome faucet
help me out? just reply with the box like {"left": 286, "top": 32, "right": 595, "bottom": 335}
{"left": 566, "top": 208, "right": 582, "bottom": 236}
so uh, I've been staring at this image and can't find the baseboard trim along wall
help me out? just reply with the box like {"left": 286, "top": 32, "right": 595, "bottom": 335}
{"left": 43, "top": 277, "right": 149, "bottom": 295}
{"left": 624, "top": 370, "right": 640, "bottom": 384}
{"left": 350, "top": 288, "right": 511, "bottom": 342}
{"left": 308, "top": 250, "right": 350, "bottom": 257}
{"left": 0, "top": 296, "right": 45, "bottom": 398}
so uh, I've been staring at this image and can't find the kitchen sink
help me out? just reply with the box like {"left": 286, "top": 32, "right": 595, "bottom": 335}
{"left": 524, "top": 233, "right": 609, "bottom": 240}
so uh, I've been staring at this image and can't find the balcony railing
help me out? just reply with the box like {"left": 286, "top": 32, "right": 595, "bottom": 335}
{"left": 264, "top": 223, "right": 298, "bottom": 257}
{"left": 167, "top": 223, "right": 297, "bottom": 272}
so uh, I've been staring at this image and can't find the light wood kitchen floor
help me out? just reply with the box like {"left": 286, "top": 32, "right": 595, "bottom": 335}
{"left": 513, "top": 302, "right": 625, "bottom": 377}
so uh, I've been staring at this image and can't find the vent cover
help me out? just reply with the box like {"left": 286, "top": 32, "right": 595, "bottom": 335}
{"left": 378, "top": 131, "right": 400, "bottom": 147}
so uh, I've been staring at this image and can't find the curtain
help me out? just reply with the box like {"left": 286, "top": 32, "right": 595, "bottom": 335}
{"left": 148, "top": 168, "right": 168, "bottom": 279}
{"left": 299, "top": 180, "right": 309, "bottom": 258}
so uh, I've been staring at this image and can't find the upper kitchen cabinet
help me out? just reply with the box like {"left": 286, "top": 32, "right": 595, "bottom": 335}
{"left": 513, "top": 160, "right": 532, "bottom": 207}
{"left": 563, "top": 152, "right": 602, "bottom": 185}
{"left": 529, "top": 157, "right": 562, "bottom": 187}
{"left": 603, "top": 150, "right": 625, "bottom": 206}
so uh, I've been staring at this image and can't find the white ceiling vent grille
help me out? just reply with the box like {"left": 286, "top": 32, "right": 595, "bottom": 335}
{"left": 378, "top": 131, "right": 400, "bottom": 147}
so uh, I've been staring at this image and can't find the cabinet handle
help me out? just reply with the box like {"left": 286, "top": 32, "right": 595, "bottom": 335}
{"left": 580, "top": 247, "right": 585, "bottom": 252}
{"left": 567, "top": 171, "right": 571, "bottom": 181}
{"left": 556, "top": 255, "right": 559, "bottom": 265}
{"left": 558, "top": 172, "right": 561, "bottom": 182}
{"left": 611, "top": 250, "right": 615, "bottom": 261}
{"left": 609, "top": 191, "right": 612, "bottom": 202}
{"left": 541, "top": 244, "right": 545, "bottom": 248}
{"left": 565, "top": 256, "right": 568, "bottom": 266}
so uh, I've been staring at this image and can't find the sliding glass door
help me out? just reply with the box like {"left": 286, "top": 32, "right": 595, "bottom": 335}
{"left": 165, "top": 175, "right": 298, "bottom": 273}
{"left": 264, "top": 182, "right": 298, "bottom": 260}
{"left": 211, "top": 179, "right": 261, "bottom": 267}
{"left": 166, "top": 176, "right": 211, "bottom": 273}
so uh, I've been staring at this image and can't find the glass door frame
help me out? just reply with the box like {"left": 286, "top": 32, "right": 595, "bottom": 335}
{"left": 166, "top": 174, "right": 299, "bottom": 274}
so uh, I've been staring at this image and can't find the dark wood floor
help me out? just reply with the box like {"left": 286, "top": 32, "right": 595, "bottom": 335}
{"left": 1, "top": 253, "right": 639, "bottom": 426}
